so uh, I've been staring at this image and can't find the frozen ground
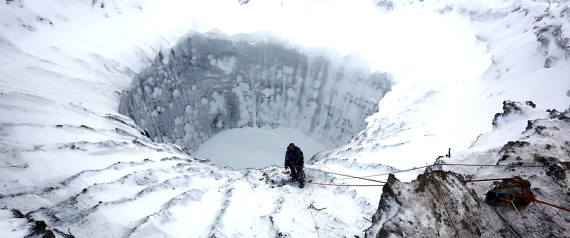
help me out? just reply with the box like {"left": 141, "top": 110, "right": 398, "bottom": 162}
{"left": 195, "top": 127, "right": 329, "bottom": 169}
{"left": 1, "top": 0, "right": 569, "bottom": 237}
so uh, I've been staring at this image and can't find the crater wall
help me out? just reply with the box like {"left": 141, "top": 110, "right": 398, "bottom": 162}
{"left": 119, "top": 32, "right": 392, "bottom": 151}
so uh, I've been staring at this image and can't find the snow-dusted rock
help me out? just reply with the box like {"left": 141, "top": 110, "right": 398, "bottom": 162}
{"left": 492, "top": 100, "right": 537, "bottom": 128}
{"left": 365, "top": 171, "right": 505, "bottom": 237}
{"left": 366, "top": 106, "right": 570, "bottom": 237}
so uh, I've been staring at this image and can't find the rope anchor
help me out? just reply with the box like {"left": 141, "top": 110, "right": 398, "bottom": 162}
{"left": 467, "top": 178, "right": 570, "bottom": 213}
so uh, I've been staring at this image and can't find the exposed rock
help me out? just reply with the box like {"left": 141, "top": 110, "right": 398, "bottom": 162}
{"left": 11, "top": 208, "right": 25, "bottom": 218}
{"left": 26, "top": 220, "right": 55, "bottom": 238}
{"left": 547, "top": 108, "right": 570, "bottom": 122}
{"left": 535, "top": 156, "right": 569, "bottom": 184}
{"left": 492, "top": 100, "right": 536, "bottom": 128}
{"left": 365, "top": 171, "right": 504, "bottom": 237}
{"left": 499, "top": 141, "right": 530, "bottom": 154}
{"left": 367, "top": 101, "right": 570, "bottom": 237}
{"left": 484, "top": 176, "right": 532, "bottom": 208}
{"left": 535, "top": 24, "right": 569, "bottom": 68}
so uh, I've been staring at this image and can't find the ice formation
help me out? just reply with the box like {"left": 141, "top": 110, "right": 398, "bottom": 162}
{"left": 119, "top": 32, "right": 392, "bottom": 153}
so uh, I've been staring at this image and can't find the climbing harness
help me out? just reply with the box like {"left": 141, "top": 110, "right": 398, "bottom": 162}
{"left": 286, "top": 165, "right": 306, "bottom": 188}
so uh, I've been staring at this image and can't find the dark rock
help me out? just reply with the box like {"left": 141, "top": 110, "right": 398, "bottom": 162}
{"left": 545, "top": 144, "right": 553, "bottom": 150}
{"left": 143, "top": 129, "right": 150, "bottom": 138}
{"left": 544, "top": 57, "right": 556, "bottom": 68}
{"left": 499, "top": 141, "right": 530, "bottom": 154}
{"left": 26, "top": 220, "right": 55, "bottom": 238}
{"left": 525, "top": 119, "right": 548, "bottom": 135}
{"left": 546, "top": 164, "right": 567, "bottom": 181}
{"left": 44, "top": 230, "right": 56, "bottom": 238}
{"left": 547, "top": 109, "right": 570, "bottom": 122}
{"left": 499, "top": 154, "right": 509, "bottom": 161}
{"left": 52, "top": 228, "right": 75, "bottom": 238}
{"left": 536, "top": 156, "right": 568, "bottom": 183}
{"left": 525, "top": 119, "right": 534, "bottom": 131}
{"left": 11, "top": 209, "right": 25, "bottom": 218}
{"left": 485, "top": 176, "right": 532, "bottom": 208}
{"left": 365, "top": 171, "right": 504, "bottom": 237}
{"left": 79, "top": 125, "right": 93, "bottom": 130}
{"left": 492, "top": 101, "right": 530, "bottom": 128}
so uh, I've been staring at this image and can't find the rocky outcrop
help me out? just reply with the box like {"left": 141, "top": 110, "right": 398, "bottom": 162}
{"left": 119, "top": 32, "right": 392, "bottom": 151}
{"left": 365, "top": 171, "right": 505, "bottom": 237}
{"left": 492, "top": 100, "right": 536, "bottom": 128}
{"left": 367, "top": 105, "right": 570, "bottom": 237}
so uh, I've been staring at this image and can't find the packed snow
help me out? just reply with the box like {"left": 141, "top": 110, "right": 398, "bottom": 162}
{"left": 195, "top": 127, "right": 328, "bottom": 169}
{"left": 1, "top": 0, "right": 569, "bottom": 237}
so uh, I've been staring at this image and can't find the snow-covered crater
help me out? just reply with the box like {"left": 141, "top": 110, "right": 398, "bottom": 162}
{"left": 119, "top": 32, "right": 392, "bottom": 154}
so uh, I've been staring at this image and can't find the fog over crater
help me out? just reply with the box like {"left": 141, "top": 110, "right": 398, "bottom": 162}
{"left": 119, "top": 32, "right": 392, "bottom": 167}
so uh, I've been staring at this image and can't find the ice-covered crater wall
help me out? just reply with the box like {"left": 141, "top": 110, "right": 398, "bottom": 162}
{"left": 119, "top": 32, "right": 392, "bottom": 152}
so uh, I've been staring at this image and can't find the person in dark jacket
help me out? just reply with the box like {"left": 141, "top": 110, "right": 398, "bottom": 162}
{"left": 284, "top": 143, "right": 304, "bottom": 188}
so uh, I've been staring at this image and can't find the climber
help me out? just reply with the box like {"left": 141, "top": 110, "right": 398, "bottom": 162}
{"left": 284, "top": 143, "right": 305, "bottom": 188}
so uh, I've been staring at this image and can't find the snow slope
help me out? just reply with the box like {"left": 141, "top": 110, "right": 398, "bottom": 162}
{"left": 195, "top": 127, "right": 328, "bottom": 169}
{"left": 312, "top": 0, "right": 570, "bottom": 181}
{"left": 1, "top": 0, "right": 569, "bottom": 237}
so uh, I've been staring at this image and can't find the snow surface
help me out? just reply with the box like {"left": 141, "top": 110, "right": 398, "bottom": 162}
{"left": 0, "top": 210, "right": 28, "bottom": 238}
{"left": 195, "top": 127, "right": 328, "bottom": 169}
{"left": 1, "top": 0, "right": 569, "bottom": 237}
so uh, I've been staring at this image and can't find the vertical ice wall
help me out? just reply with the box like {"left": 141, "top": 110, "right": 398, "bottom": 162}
{"left": 119, "top": 32, "right": 392, "bottom": 151}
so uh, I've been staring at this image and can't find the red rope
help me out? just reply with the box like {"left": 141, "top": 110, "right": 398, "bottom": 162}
{"left": 530, "top": 199, "right": 570, "bottom": 212}
{"left": 466, "top": 178, "right": 570, "bottom": 213}
{"left": 306, "top": 181, "right": 384, "bottom": 187}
